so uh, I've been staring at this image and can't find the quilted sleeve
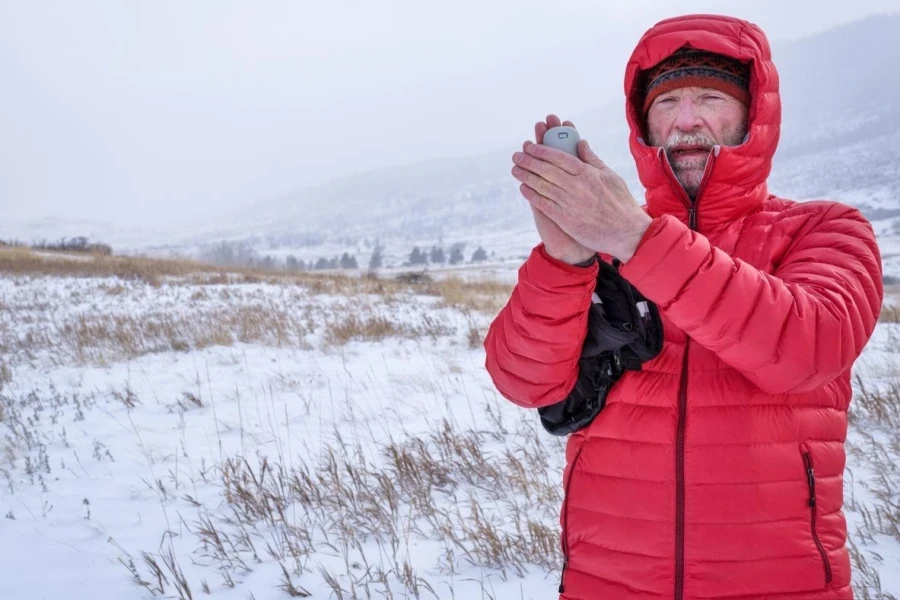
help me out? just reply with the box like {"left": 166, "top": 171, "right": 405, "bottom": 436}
{"left": 618, "top": 204, "right": 883, "bottom": 395}
{"left": 483, "top": 243, "right": 598, "bottom": 408}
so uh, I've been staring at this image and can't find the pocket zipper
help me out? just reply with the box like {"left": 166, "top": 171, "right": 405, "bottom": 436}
{"left": 802, "top": 451, "right": 833, "bottom": 585}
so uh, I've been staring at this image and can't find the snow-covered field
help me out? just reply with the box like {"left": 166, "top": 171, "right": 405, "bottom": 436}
{"left": 1, "top": 249, "right": 898, "bottom": 600}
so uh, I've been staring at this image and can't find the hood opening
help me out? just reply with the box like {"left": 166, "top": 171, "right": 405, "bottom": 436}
{"left": 627, "top": 43, "right": 757, "bottom": 145}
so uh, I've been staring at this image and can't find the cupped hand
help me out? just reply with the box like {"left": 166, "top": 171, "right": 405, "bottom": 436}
{"left": 512, "top": 118, "right": 651, "bottom": 262}
{"left": 523, "top": 114, "right": 596, "bottom": 265}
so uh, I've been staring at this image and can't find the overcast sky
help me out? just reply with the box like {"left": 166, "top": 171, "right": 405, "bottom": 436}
{"left": 1, "top": 0, "right": 897, "bottom": 227}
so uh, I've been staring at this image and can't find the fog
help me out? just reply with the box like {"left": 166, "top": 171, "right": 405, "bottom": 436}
{"left": 1, "top": 0, "right": 897, "bottom": 227}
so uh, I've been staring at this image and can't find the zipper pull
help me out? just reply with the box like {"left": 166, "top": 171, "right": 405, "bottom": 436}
{"left": 688, "top": 207, "right": 697, "bottom": 230}
{"left": 559, "top": 559, "right": 567, "bottom": 593}
{"left": 807, "top": 468, "right": 816, "bottom": 507}
{"left": 804, "top": 453, "right": 816, "bottom": 507}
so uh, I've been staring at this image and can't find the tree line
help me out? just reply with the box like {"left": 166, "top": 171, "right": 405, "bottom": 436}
{"left": 199, "top": 240, "right": 491, "bottom": 271}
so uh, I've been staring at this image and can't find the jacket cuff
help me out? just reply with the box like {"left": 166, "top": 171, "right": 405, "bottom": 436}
{"left": 530, "top": 243, "right": 599, "bottom": 283}
{"left": 509, "top": 243, "right": 598, "bottom": 319}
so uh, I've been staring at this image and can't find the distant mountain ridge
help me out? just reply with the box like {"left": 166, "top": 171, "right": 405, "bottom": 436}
{"left": 7, "top": 15, "right": 900, "bottom": 273}
{"left": 221, "top": 14, "right": 900, "bottom": 248}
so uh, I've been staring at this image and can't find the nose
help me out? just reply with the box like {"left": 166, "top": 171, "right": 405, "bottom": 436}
{"left": 672, "top": 96, "right": 703, "bottom": 132}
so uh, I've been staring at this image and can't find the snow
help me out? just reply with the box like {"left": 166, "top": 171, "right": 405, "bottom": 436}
{"left": 1, "top": 271, "right": 898, "bottom": 599}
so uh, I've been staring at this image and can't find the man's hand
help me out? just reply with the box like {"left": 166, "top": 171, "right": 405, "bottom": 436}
{"left": 522, "top": 115, "right": 596, "bottom": 265}
{"left": 511, "top": 119, "right": 652, "bottom": 262}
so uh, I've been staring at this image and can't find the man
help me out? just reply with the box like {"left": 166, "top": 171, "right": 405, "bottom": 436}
{"left": 484, "top": 14, "right": 883, "bottom": 600}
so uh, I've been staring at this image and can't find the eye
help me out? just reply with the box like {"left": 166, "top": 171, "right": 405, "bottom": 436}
{"left": 702, "top": 94, "right": 724, "bottom": 102}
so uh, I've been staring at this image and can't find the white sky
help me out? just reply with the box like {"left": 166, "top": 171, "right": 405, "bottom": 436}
{"left": 1, "top": 0, "right": 897, "bottom": 227}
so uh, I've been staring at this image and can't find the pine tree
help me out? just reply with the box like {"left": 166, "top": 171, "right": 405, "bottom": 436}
{"left": 408, "top": 246, "right": 428, "bottom": 266}
{"left": 369, "top": 245, "right": 384, "bottom": 270}
{"left": 430, "top": 246, "right": 446, "bottom": 264}
{"left": 449, "top": 245, "right": 465, "bottom": 265}
{"left": 471, "top": 246, "right": 488, "bottom": 263}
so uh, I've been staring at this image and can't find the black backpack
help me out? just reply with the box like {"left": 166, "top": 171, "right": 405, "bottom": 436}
{"left": 537, "top": 258, "right": 664, "bottom": 436}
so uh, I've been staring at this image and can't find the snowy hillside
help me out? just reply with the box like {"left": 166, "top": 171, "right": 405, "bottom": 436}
{"left": 3, "top": 15, "right": 899, "bottom": 274}
{"left": 1, "top": 248, "right": 899, "bottom": 599}
{"left": 120, "top": 14, "right": 895, "bottom": 276}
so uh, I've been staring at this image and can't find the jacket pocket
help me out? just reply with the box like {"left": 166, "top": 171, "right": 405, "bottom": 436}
{"left": 559, "top": 441, "right": 587, "bottom": 594}
{"left": 801, "top": 449, "right": 833, "bottom": 585}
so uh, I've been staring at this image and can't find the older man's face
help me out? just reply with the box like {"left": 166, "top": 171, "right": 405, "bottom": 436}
{"left": 646, "top": 86, "right": 749, "bottom": 199}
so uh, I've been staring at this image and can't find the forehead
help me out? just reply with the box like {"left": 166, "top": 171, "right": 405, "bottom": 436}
{"left": 654, "top": 86, "right": 737, "bottom": 99}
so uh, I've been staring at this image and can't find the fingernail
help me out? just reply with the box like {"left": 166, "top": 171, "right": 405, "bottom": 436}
{"left": 513, "top": 152, "right": 523, "bottom": 162}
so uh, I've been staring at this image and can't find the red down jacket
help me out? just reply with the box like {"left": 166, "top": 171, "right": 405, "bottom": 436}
{"left": 484, "top": 14, "right": 883, "bottom": 600}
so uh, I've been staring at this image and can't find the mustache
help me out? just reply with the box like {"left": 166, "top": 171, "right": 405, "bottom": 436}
{"left": 664, "top": 131, "right": 716, "bottom": 152}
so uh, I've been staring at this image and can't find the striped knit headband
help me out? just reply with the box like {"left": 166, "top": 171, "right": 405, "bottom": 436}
{"left": 642, "top": 48, "right": 751, "bottom": 114}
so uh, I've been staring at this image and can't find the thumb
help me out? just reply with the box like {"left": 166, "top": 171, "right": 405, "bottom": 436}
{"left": 578, "top": 140, "right": 607, "bottom": 169}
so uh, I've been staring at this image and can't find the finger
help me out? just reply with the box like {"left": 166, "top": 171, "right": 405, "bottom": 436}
{"left": 576, "top": 139, "right": 607, "bottom": 169}
{"left": 520, "top": 183, "right": 563, "bottom": 222}
{"left": 511, "top": 165, "right": 567, "bottom": 203}
{"left": 535, "top": 121, "right": 547, "bottom": 144}
{"left": 563, "top": 120, "right": 575, "bottom": 128}
{"left": 512, "top": 148, "right": 573, "bottom": 188}
{"left": 546, "top": 114, "right": 562, "bottom": 129}
{"left": 523, "top": 141, "right": 586, "bottom": 176}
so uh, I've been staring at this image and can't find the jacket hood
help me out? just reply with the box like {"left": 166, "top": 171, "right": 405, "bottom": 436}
{"left": 624, "top": 14, "right": 781, "bottom": 232}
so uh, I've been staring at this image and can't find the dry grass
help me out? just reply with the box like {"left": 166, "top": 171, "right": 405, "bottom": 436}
{"left": 116, "top": 411, "right": 564, "bottom": 596}
{"left": 846, "top": 361, "right": 900, "bottom": 599}
{"left": 422, "top": 277, "right": 511, "bottom": 315}
{"left": 0, "top": 248, "right": 510, "bottom": 368}
{"left": 12, "top": 248, "right": 896, "bottom": 596}
{"left": 880, "top": 304, "right": 900, "bottom": 324}
{"left": 322, "top": 312, "right": 455, "bottom": 347}
{"left": 4, "top": 321, "right": 900, "bottom": 597}
{"left": 0, "top": 246, "right": 227, "bottom": 285}
{"left": 0, "top": 247, "right": 513, "bottom": 305}
{"left": 0, "top": 246, "right": 510, "bottom": 305}
{"left": 1, "top": 303, "right": 315, "bottom": 365}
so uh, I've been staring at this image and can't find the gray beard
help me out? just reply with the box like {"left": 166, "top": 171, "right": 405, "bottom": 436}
{"left": 650, "top": 125, "right": 747, "bottom": 200}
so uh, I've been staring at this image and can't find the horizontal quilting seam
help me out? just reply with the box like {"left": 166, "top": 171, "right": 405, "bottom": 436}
{"left": 565, "top": 566, "right": 668, "bottom": 597}
{"left": 571, "top": 538, "right": 669, "bottom": 561}
{"left": 688, "top": 404, "right": 844, "bottom": 412}
{"left": 694, "top": 551, "right": 839, "bottom": 564}
{"left": 688, "top": 515, "right": 806, "bottom": 526}
{"left": 708, "top": 583, "right": 854, "bottom": 600}
{"left": 604, "top": 402, "right": 676, "bottom": 411}
{"left": 567, "top": 502, "right": 671, "bottom": 524}
{"left": 584, "top": 435, "right": 673, "bottom": 447}
{"left": 688, "top": 509, "right": 844, "bottom": 525}
{"left": 689, "top": 438, "right": 843, "bottom": 447}
{"left": 575, "top": 469, "right": 672, "bottom": 485}
{"left": 628, "top": 367, "right": 682, "bottom": 375}
{"left": 690, "top": 478, "right": 819, "bottom": 487}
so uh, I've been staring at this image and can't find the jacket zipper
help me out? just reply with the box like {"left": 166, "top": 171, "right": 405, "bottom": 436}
{"left": 559, "top": 442, "right": 587, "bottom": 594}
{"left": 660, "top": 148, "right": 717, "bottom": 600}
{"left": 803, "top": 451, "right": 834, "bottom": 584}
{"left": 675, "top": 344, "right": 689, "bottom": 600}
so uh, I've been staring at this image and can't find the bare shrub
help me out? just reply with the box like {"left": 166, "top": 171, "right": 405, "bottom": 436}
{"left": 323, "top": 314, "right": 404, "bottom": 346}
{"left": 467, "top": 321, "right": 483, "bottom": 349}
{"left": 32, "top": 236, "right": 112, "bottom": 256}
{"left": 881, "top": 305, "right": 900, "bottom": 323}
{"left": 424, "top": 276, "right": 511, "bottom": 314}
